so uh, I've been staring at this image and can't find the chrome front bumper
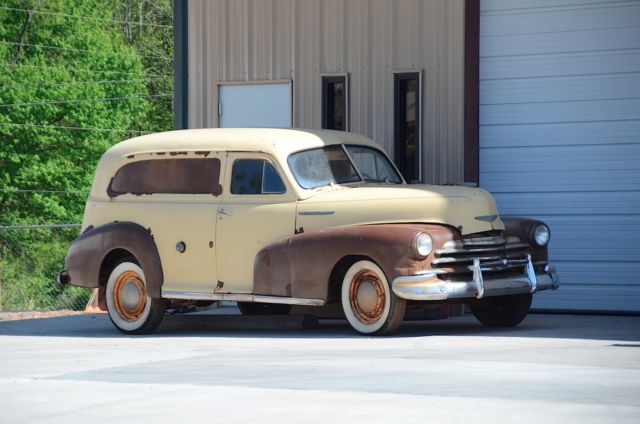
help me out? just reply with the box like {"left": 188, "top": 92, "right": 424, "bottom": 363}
{"left": 392, "top": 256, "right": 559, "bottom": 301}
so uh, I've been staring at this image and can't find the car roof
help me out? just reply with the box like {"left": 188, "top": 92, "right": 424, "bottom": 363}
{"left": 90, "top": 128, "right": 385, "bottom": 200}
{"left": 105, "top": 128, "right": 381, "bottom": 159}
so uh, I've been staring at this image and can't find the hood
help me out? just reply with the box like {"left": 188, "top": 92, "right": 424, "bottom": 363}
{"left": 296, "top": 184, "right": 505, "bottom": 236}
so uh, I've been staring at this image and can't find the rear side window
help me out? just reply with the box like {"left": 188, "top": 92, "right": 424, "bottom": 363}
{"left": 231, "top": 159, "right": 286, "bottom": 195}
{"left": 107, "top": 158, "right": 222, "bottom": 197}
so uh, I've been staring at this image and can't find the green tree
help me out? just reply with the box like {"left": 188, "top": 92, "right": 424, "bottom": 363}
{"left": 0, "top": 0, "right": 173, "bottom": 310}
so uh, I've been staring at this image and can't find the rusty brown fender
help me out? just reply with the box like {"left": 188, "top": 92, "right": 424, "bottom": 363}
{"left": 253, "top": 224, "right": 457, "bottom": 301}
{"left": 63, "top": 222, "right": 164, "bottom": 298}
{"left": 501, "top": 216, "right": 549, "bottom": 262}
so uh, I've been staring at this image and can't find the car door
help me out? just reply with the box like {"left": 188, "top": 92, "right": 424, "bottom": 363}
{"left": 105, "top": 153, "right": 225, "bottom": 297}
{"left": 215, "top": 152, "right": 298, "bottom": 294}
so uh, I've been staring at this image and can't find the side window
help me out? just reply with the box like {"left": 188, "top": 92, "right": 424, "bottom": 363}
{"left": 231, "top": 159, "right": 286, "bottom": 195}
{"left": 107, "top": 158, "right": 222, "bottom": 197}
{"left": 321, "top": 75, "right": 348, "bottom": 131}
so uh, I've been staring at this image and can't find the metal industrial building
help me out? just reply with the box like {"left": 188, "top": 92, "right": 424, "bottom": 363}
{"left": 173, "top": 0, "right": 640, "bottom": 313}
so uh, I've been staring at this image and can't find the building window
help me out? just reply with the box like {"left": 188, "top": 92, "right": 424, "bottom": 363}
{"left": 394, "top": 72, "right": 421, "bottom": 183}
{"left": 322, "top": 75, "right": 348, "bottom": 131}
{"left": 230, "top": 159, "right": 286, "bottom": 195}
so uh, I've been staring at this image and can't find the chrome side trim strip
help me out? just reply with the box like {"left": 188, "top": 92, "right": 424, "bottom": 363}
{"left": 298, "top": 210, "right": 335, "bottom": 216}
{"left": 161, "top": 290, "right": 325, "bottom": 306}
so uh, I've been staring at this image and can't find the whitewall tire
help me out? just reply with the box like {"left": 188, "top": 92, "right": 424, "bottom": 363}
{"left": 341, "top": 260, "right": 405, "bottom": 335}
{"left": 105, "top": 261, "right": 165, "bottom": 334}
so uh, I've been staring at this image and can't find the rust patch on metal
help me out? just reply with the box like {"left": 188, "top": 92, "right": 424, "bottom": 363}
{"left": 349, "top": 270, "right": 385, "bottom": 324}
{"left": 169, "top": 151, "right": 188, "bottom": 156}
{"left": 156, "top": 152, "right": 166, "bottom": 156}
{"left": 253, "top": 224, "right": 457, "bottom": 301}
{"left": 112, "top": 270, "right": 147, "bottom": 321}
{"left": 127, "top": 154, "right": 135, "bottom": 159}
{"left": 107, "top": 158, "right": 222, "bottom": 197}
{"left": 502, "top": 217, "right": 548, "bottom": 262}
{"left": 63, "top": 221, "right": 165, "bottom": 298}
{"left": 195, "top": 150, "right": 211, "bottom": 157}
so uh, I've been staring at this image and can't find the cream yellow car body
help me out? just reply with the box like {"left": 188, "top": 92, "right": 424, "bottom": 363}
{"left": 81, "top": 128, "right": 501, "bottom": 295}
{"left": 59, "top": 128, "right": 558, "bottom": 335}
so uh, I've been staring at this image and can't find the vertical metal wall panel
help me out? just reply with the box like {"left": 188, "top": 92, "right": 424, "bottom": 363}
{"left": 479, "top": 0, "right": 640, "bottom": 311}
{"left": 187, "top": 0, "right": 466, "bottom": 185}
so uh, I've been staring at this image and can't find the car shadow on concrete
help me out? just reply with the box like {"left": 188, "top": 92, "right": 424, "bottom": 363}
{"left": 0, "top": 312, "right": 638, "bottom": 342}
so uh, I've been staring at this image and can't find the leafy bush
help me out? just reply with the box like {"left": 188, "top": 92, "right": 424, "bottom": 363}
{"left": 0, "top": 0, "right": 172, "bottom": 311}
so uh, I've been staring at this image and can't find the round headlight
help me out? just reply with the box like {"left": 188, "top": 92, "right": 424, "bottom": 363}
{"left": 413, "top": 232, "right": 433, "bottom": 259}
{"left": 532, "top": 224, "right": 550, "bottom": 247}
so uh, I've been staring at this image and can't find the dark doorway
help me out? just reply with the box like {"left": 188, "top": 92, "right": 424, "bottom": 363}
{"left": 394, "top": 72, "right": 421, "bottom": 183}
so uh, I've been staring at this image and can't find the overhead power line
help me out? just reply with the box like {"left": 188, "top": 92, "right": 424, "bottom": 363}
{"left": 0, "top": 93, "right": 173, "bottom": 109}
{"left": 0, "top": 188, "right": 89, "bottom": 195}
{"left": 0, "top": 77, "right": 172, "bottom": 91}
{"left": 0, "top": 122, "right": 150, "bottom": 134}
{"left": 4, "top": 63, "right": 173, "bottom": 78}
{"left": 0, "top": 41, "right": 171, "bottom": 62}
{"left": 0, "top": 6, "right": 173, "bottom": 29}
{"left": 0, "top": 224, "right": 81, "bottom": 230}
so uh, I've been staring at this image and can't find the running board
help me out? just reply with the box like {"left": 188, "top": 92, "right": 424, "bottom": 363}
{"left": 162, "top": 290, "right": 325, "bottom": 307}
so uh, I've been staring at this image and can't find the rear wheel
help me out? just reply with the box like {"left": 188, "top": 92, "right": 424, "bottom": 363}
{"left": 237, "top": 302, "right": 291, "bottom": 315}
{"left": 341, "top": 260, "right": 405, "bottom": 335}
{"left": 105, "top": 261, "right": 165, "bottom": 334}
{"left": 469, "top": 293, "right": 532, "bottom": 327}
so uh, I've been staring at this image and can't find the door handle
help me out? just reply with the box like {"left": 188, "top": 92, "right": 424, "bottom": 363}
{"left": 218, "top": 208, "right": 232, "bottom": 216}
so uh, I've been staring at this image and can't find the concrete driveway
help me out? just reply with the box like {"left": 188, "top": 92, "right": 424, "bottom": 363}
{"left": 0, "top": 311, "right": 638, "bottom": 424}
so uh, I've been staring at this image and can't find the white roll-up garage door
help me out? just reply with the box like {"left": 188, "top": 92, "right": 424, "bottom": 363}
{"left": 479, "top": 0, "right": 640, "bottom": 311}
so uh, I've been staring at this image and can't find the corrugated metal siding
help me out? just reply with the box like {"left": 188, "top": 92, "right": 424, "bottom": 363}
{"left": 480, "top": 0, "right": 640, "bottom": 311}
{"left": 187, "top": 0, "right": 466, "bottom": 184}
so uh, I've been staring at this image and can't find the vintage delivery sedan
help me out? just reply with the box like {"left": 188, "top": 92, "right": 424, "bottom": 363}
{"left": 58, "top": 128, "right": 559, "bottom": 335}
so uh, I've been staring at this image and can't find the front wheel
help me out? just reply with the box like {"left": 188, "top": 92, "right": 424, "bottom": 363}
{"left": 105, "top": 261, "right": 165, "bottom": 334}
{"left": 469, "top": 293, "right": 532, "bottom": 327}
{"left": 341, "top": 260, "right": 405, "bottom": 335}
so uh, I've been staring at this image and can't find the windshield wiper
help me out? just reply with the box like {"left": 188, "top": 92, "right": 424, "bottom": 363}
{"left": 364, "top": 178, "right": 402, "bottom": 184}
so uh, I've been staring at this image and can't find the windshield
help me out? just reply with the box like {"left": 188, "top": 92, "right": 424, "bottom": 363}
{"left": 288, "top": 144, "right": 403, "bottom": 189}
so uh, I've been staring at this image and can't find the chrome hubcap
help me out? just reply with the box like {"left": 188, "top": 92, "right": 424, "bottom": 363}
{"left": 120, "top": 281, "right": 141, "bottom": 310}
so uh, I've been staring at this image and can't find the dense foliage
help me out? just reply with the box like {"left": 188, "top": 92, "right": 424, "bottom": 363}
{"left": 0, "top": 0, "right": 173, "bottom": 310}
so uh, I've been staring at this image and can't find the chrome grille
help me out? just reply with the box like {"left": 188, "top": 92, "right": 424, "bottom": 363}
{"left": 432, "top": 235, "right": 530, "bottom": 280}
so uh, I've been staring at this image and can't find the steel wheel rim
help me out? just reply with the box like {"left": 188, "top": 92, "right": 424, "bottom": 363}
{"left": 113, "top": 270, "right": 147, "bottom": 322}
{"left": 349, "top": 270, "right": 386, "bottom": 324}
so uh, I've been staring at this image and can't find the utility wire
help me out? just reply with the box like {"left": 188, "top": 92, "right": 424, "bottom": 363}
{"left": 0, "top": 6, "right": 173, "bottom": 29}
{"left": 0, "top": 224, "right": 81, "bottom": 230}
{"left": 0, "top": 189, "right": 89, "bottom": 195}
{"left": 0, "top": 93, "right": 173, "bottom": 109}
{"left": 0, "top": 77, "right": 172, "bottom": 91}
{"left": 0, "top": 122, "right": 150, "bottom": 134}
{"left": 0, "top": 41, "right": 171, "bottom": 62}
{"left": 4, "top": 63, "right": 173, "bottom": 78}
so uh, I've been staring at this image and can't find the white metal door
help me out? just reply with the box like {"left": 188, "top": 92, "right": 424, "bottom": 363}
{"left": 219, "top": 83, "right": 292, "bottom": 128}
